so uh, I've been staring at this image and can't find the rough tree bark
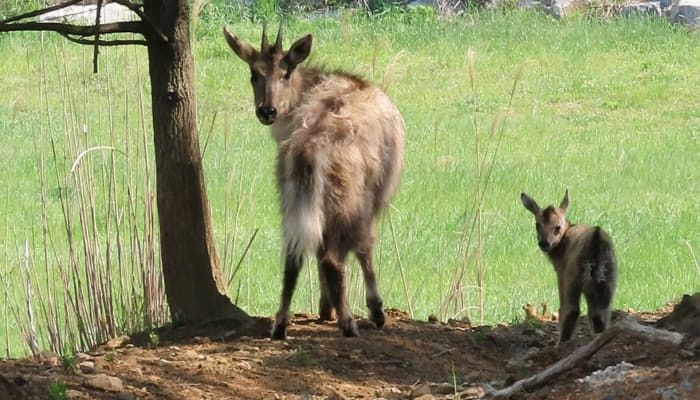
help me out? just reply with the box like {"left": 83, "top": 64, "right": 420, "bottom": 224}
{"left": 141, "top": 0, "right": 249, "bottom": 326}
{"left": 1, "top": 0, "right": 251, "bottom": 327}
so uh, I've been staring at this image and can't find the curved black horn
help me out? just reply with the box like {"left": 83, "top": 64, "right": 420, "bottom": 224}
{"left": 274, "top": 23, "right": 283, "bottom": 51}
{"left": 261, "top": 23, "right": 269, "bottom": 52}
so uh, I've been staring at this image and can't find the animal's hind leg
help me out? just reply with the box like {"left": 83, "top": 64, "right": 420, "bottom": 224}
{"left": 558, "top": 282, "right": 582, "bottom": 345}
{"left": 316, "top": 254, "right": 335, "bottom": 321}
{"left": 585, "top": 281, "right": 614, "bottom": 334}
{"left": 355, "top": 238, "right": 385, "bottom": 329}
{"left": 271, "top": 251, "right": 304, "bottom": 340}
{"left": 319, "top": 245, "right": 358, "bottom": 337}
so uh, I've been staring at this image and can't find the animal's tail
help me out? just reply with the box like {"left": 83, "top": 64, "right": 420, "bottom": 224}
{"left": 280, "top": 156, "right": 325, "bottom": 260}
{"left": 587, "top": 227, "right": 616, "bottom": 284}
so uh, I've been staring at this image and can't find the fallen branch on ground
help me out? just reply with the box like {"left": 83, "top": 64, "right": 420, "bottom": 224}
{"left": 481, "top": 317, "right": 684, "bottom": 399}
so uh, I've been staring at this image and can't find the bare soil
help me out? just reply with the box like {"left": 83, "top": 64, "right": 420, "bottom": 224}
{"left": 0, "top": 305, "right": 698, "bottom": 400}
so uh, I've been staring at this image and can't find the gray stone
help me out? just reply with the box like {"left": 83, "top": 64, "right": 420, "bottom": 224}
{"left": 38, "top": 3, "right": 137, "bottom": 24}
{"left": 542, "top": 0, "right": 578, "bottom": 19}
{"left": 621, "top": 2, "right": 663, "bottom": 16}
{"left": 87, "top": 373, "right": 124, "bottom": 392}
{"left": 78, "top": 361, "right": 95, "bottom": 374}
{"left": 670, "top": 0, "right": 700, "bottom": 26}
{"left": 410, "top": 383, "right": 432, "bottom": 397}
{"left": 518, "top": 0, "right": 542, "bottom": 9}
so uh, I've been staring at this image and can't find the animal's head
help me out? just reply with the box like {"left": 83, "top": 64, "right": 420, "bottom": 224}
{"left": 521, "top": 190, "right": 570, "bottom": 253}
{"left": 223, "top": 24, "right": 313, "bottom": 125}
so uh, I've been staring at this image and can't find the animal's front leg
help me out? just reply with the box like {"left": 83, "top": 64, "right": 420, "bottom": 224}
{"left": 271, "top": 251, "right": 304, "bottom": 340}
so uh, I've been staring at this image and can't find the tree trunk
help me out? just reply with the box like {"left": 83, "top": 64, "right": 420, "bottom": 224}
{"left": 143, "top": 0, "right": 248, "bottom": 325}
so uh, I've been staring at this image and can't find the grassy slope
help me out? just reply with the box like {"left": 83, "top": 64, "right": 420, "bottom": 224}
{"left": 0, "top": 9, "right": 698, "bottom": 356}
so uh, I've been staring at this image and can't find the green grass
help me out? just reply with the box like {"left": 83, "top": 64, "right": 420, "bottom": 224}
{"left": 1, "top": 8, "right": 698, "bottom": 357}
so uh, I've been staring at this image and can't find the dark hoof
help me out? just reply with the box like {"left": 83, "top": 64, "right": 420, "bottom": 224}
{"left": 271, "top": 321, "right": 287, "bottom": 340}
{"left": 370, "top": 309, "right": 385, "bottom": 329}
{"left": 340, "top": 319, "right": 360, "bottom": 337}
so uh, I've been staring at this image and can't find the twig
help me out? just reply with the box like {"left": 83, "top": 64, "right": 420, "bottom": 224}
{"left": 111, "top": 0, "right": 168, "bottom": 43}
{"left": 481, "top": 317, "right": 683, "bottom": 398}
{"left": 0, "top": 21, "right": 146, "bottom": 36}
{"left": 93, "top": 0, "right": 103, "bottom": 73}
{"left": 431, "top": 348, "right": 456, "bottom": 358}
{"left": 0, "top": 0, "right": 84, "bottom": 24}
{"left": 59, "top": 32, "right": 147, "bottom": 46}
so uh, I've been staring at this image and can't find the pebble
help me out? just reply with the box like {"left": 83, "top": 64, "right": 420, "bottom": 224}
{"left": 78, "top": 361, "right": 95, "bottom": 374}
{"left": 87, "top": 373, "right": 124, "bottom": 392}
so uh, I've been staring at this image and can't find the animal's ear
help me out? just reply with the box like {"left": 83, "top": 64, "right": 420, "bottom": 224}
{"left": 223, "top": 26, "right": 257, "bottom": 65}
{"left": 521, "top": 193, "right": 540, "bottom": 215}
{"left": 284, "top": 34, "right": 313, "bottom": 69}
{"left": 559, "top": 189, "right": 569, "bottom": 211}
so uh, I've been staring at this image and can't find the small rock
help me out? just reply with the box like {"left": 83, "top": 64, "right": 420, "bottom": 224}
{"left": 182, "top": 349, "right": 199, "bottom": 359}
{"left": 74, "top": 352, "right": 92, "bottom": 362}
{"left": 621, "top": 2, "right": 662, "bottom": 17}
{"left": 193, "top": 336, "right": 211, "bottom": 344}
{"left": 104, "top": 335, "right": 130, "bottom": 350}
{"left": 37, "top": 351, "right": 60, "bottom": 366}
{"left": 429, "top": 382, "right": 455, "bottom": 395}
{"left": 86, "top": 373, "right": 123, "bottom": 392}
{"left": 376, "top": 386, "right": 402, "bottom": 397}
{"left": 459, "top": 386, "right": 485, "bottom": 399}
{"left": 78, "top": 361, "right": 95, "bottom": 374}
{"left": 327, "top": 389, "right": 349, "bottom": 400}
{"left": 670, "top": 0, "right": 700, "bottom": 28}
{"left": 410, "top": 383, "right": 432, "bottom": 397}
{"left": 679, "top": 349, "right": 694, "bottom": 358}
{"left": 656, "top": 388, "right": 680, "bottom": 400}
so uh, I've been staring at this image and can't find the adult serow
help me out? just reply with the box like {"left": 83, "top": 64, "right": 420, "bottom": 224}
{"left": 223, "top": 25, "right": 405, "bottom": 339}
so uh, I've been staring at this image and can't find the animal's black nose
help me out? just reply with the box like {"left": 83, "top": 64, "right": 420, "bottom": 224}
{"left": 538, "top": 240, "right": 550, "bottom": 251}
{"left": 256, "top": 106, "right": 277, "bottom": 124}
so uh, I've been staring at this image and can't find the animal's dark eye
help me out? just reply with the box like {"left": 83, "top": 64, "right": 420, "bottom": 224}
{"left": 250, "top": 71, "right": 262, "bottom": 84}
{"left": 553, "top": 225, "right": 561, "bottom": 234}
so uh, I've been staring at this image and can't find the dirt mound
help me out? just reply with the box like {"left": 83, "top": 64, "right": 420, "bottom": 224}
{"left": 0, "top": 304, "right": 698, "bottom": 400}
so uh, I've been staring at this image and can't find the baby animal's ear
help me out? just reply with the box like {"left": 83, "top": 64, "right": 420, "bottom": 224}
{"left": 521, "top": 192, "right": 539, "bottom": 215}
{"left": 559, "top": 189, "right": 569, "bottom": 211}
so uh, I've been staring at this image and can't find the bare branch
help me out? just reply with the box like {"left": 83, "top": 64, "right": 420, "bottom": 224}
{"left": 111, "top": 0, "right": 167, "bottom": 42}
{"left": 94, "top": 0, "right": 104, "bottom": 73}
{"left": 0, "top": 0, "right": 84, "bottom": 24}
{"left": 59, "top": 32, "right": 147, "bottom": 46}
{"left": 481, "top": 317, "right": 684, "bottom": 399}
{"left": 0, "top": 21, "right": 146, "bottom": 36}
{"left": 0, "top": 1, "right": 166, "bottom": 44}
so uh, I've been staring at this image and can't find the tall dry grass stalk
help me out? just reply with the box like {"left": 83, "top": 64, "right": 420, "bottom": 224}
{"left": 5, "top": 35, "right": 168, "bottom": 357}
{"left": 680, "top": 239, "right": 699, "bottom": 279}
{"left": 438, "top": 49, "right": 524, "bottom": 323}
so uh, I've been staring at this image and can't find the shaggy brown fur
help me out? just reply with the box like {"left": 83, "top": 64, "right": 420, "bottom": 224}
{"left": 521, "top": 190, "right": 617, "bottom": 345}
{"left": 223, "top": 25, "right": 405, "bottom": 339}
